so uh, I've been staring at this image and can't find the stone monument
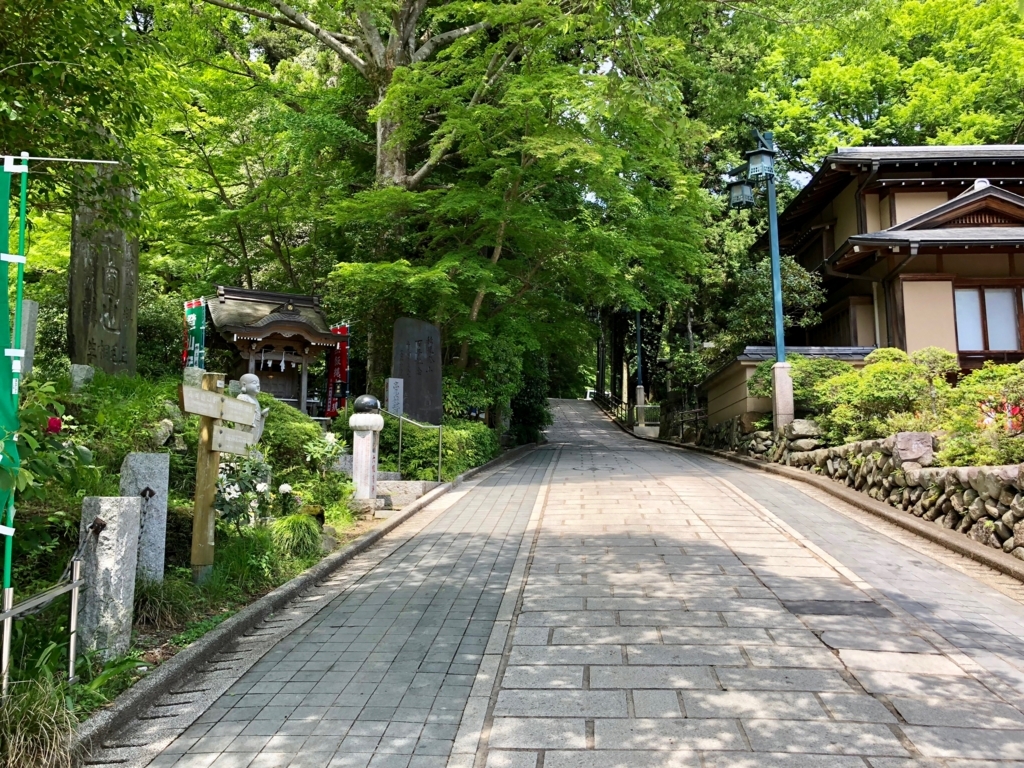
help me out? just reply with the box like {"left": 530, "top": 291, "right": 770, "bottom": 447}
{"left": 119, "top": 452, "right": 170, "bottom": 582}
{"left": 237, "top": 373, "right": 270, "bottom": 443}
{"left": 68, "top": 172, "right": 138, "bottom": 375}
{"left": 391, "top": 318, "right": 442, "bottom": 425}
{"left": 385, "top": 377, "right": 404, "bottom": 416}
{"left": 349, "top": 395, "right": 384, "bottom": 514}
{"left": 78, "top": 496, "right": 142, "bottom": 660}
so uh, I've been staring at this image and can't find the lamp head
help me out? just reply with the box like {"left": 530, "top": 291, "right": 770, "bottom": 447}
{"left": 728, "top": 179, "right": 756, "bottom": 209}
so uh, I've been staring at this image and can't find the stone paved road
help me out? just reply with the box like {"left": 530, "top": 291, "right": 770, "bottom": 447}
{"left": 147, "top": 400, "right": 1024, "bottom": 768}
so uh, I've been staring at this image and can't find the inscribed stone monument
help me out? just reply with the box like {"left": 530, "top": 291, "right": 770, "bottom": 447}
{"left": 78, "top": 496, "right": 141, "bottom": 660}
{"left": 390, "top": 318, "right": 442, "bottom": 425}
{"left": 68, "top": 173, "right": 138, "bottom": 374}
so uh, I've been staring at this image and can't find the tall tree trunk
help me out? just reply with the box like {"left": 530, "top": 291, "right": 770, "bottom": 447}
{"left": 375, "top": 87, "right": 407, "bottom": 187}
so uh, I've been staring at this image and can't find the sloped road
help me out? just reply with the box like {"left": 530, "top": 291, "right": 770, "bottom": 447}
{"left": 139, "top": 400, "right": 1024, "bottom": 768}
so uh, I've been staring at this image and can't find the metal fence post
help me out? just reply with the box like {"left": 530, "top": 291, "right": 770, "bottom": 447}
{"left": 1, "top": 586, "right": 11, "bottom": 696}
{"left": 68, "top": 559, "right": 81, "bottom": 683}
{"left": 437, "top": 424, "right": 443, "bottom": 482}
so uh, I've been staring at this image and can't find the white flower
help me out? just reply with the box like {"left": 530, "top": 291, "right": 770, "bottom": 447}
{"left": 223, "top": 484, "right": 241, "bottom": 500}
{"left": 324, "top": 432, "right": 337, "bottom": 444}
{"left": 256, "top": 482, "right": 269, "bottom": 493}
{"left": 249, "top": 498, "right": 260, "bottom": 510}
{"left": 278, "top": 483, "right": 292, "bottom": 494}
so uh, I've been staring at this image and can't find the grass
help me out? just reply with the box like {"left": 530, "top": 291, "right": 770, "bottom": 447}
{"left": 0, "top": 676, "right": 79, "bottom": 768}
{"left": 271, "top": 514, "right": 323, "bottom": 558}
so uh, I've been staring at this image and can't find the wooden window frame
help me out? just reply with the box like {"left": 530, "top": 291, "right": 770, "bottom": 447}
{"left": 952, "top": 281, "right": 1024, "bottom": 354}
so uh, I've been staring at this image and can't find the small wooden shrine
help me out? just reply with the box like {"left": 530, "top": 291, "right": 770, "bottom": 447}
{"left": 207, "top": 286, "right": 345, "bottom": 413}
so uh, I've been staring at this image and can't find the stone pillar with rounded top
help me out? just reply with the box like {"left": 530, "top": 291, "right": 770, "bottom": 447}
{"left": 772, "top": 361, "right": 795, "bottom": 432}
{"left": 349, "top": 394, "right": 384, "bottom": 515}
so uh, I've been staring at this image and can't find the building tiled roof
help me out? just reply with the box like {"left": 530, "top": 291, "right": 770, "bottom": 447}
{"left": 849, "top": 227, "right": 1024, "bottom": 248}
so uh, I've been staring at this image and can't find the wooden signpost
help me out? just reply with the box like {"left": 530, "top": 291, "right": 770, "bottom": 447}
{"left": 179, "top": 373, "right": 258, "bottom": 583}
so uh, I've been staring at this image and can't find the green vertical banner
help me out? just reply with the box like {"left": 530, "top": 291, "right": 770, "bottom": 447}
{"left": 183, "top": 298, "right": 206, "bottom": 369}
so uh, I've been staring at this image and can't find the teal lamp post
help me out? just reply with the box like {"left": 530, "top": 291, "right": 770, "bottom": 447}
{"left": 728, "top": 131, "right": 794, "bottom": 430}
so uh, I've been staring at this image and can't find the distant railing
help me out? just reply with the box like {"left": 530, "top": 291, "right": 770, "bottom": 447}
{"left": 668, "top": 408, "right": 707, "bottom": 443}
{"left": 593, "top": 391, "right": 631, "bottom": 426}
{"left": 634, "top": 404, "right": 661, "bottom": 427}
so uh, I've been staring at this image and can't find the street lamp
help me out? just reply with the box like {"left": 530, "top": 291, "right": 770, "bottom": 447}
{"left": 728, "top": 130, "right": 794, "bottom": 431}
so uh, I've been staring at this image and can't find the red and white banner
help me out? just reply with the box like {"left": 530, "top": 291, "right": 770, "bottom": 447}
{"left": 325, "top": 323, "right": 349, "bottom": 417}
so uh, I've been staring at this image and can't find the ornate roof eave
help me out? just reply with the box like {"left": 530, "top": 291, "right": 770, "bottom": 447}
{"left": 220, "top": 322, "right": 346, "bottom": 347}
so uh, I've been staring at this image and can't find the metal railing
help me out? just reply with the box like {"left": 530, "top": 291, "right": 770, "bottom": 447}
{"left": 668, "top": 408, "right": 707, "bottom": 443}
{"left": 634, "top": 404, "right": 661, "bottom": 427}
{"left": 593, "top": 391, "right": 631, "bottom": 425}
{"left": 382, "top": 410, "right": 443, "bottom": 482}
{"left": 1, "top": 559, "right": 83, "bottom": 694}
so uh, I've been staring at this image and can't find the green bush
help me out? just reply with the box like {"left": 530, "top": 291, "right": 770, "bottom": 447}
{"left": 748, "top": 354, "right": 853, "bottom": 415}
{"left": 373, "top": 417, "right": 500, "bottom": 481}
{"left": 257, "top": 394, "right": 323, "bottom": 478}
{"left": 271, "top": 514, "right": 322, "bottom": 558}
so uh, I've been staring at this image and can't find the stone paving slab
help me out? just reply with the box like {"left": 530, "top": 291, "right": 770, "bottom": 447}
{"left": 455, "top": 400, "right": 1024, "bottom": 768}
{"left": 142, "top": 399, "right": 1024, "bottom": 768}
{"left": 139, "top": 449, "right": 551, "bottom": 768}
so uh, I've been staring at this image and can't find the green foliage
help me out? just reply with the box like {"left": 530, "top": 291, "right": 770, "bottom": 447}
{"left": 271, "top": 514, "right": 322, "bottom": 559}
{"left": 0, "top": 675, "right": 78, "bottom": 768}
{"left": 216, "top": 453, "right": 273, "bottom": 530}
{"left": 509, "top": 356, "right": 553, "bottom": 445}
{"left": 755, "top": 0, "right": 1024, "bottom": 163}
{"left": 0, "top": 0, "right": 157, "bottom": 201}
{"left": 257, "top": 395, "right": 323, "bottom": 479}
{"left": 374, "top": 417, "right": 500, "bottom": 482}
{"left": 747, "top": 354, "right": 853, "bottom": 415}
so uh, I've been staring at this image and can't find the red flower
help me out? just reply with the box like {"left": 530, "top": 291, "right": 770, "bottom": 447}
{"left": 46, "top": 417, "right": 62, "bottom": 434}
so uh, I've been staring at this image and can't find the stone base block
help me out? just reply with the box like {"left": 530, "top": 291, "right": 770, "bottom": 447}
{"left": 374, "top": 481, "right": 441, "bottom": 517}
{"left": 634, "top": 425, "right": 660, "bottom": 438}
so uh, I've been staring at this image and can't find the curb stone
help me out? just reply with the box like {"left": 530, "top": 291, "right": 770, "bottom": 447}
{"left": 75, "top": 441, "right": 537, "bottom": 755}
{"left": 591, "top": 402, "right": 1024, "bottom": 584}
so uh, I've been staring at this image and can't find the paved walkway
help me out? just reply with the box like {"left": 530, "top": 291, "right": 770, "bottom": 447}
{"left": 144, "top": 400, "right": 1024, "bottom": 768}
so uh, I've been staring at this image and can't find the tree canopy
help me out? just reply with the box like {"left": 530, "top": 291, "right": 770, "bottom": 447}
{"left": 2, "top": 0, "right": 1023, "bottom": 422}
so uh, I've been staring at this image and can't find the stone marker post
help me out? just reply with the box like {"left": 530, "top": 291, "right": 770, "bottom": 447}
{"left": 772, "top": 361, "right": 795, "bottom": 432}
{"left": 385, "top": 377, "right": 404, "bottom": 416}
{"left": 120, "top": 452, "right": 170, "bottom": 583}
{"left": 349, "top": 395, "right": 384, "bottom": 514}
{"left": 20, "top": 299, "right": 38, "bottom": 376}
{"left": 636, "top": 385, "right": 646, "bottom": 426}
{"left": 78, "top": 496, "right": 142, "bottom": 661}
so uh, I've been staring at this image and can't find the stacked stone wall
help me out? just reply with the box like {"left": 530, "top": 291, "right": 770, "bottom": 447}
{"left": 699, "top": 416, "right": 1024, "bottom": 561}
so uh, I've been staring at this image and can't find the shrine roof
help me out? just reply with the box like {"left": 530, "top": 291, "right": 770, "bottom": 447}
{"left": 208, "top": 286, "right": 342, "bottom": 345}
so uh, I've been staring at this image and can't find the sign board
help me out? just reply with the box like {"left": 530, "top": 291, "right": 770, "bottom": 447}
{"left": 183, "top": 298, "right": 206, "bottom": 369}
{"left": 211, "top": 424, "right": 255, "bottom": 455}
{"left": 385, "top": 377, "right": 404, "bottom": 416}
{"left": 391, "top": 318, "right": 442, "bottom": 425}
{"left": 325, "top": 323, "right": 349, "bottom": 417}
{"left": 180, "top": 385, "right": 257, "bottom": 425}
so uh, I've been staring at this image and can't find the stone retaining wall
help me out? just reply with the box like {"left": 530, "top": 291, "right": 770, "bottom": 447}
{"left": 702, "top": 416, "right": 1024, "bottom": 561}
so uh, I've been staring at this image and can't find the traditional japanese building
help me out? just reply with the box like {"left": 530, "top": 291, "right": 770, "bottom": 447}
{"left": 206, "top": 286, "right": 346, "bottom": 414}
{"left": 778, "top": 145, "right": 1024, "bottom": 367}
